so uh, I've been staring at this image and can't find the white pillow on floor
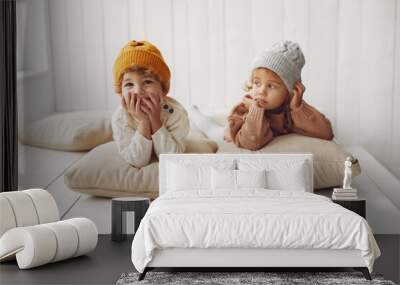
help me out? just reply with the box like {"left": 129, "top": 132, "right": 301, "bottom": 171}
{"left": 19, "top": 111, "right": 113, "bottom": 151}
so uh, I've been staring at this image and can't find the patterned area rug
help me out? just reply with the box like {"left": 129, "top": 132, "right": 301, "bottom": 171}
{"left": 116, "top": 271, "right": 396, "bottom": 285}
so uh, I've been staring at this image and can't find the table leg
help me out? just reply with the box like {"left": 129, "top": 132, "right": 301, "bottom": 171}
{"left": 134, "top": 202, "right": 150, "bottom": 234}
{"left": 111, "top": 202, "right": 125, "bottom": 241}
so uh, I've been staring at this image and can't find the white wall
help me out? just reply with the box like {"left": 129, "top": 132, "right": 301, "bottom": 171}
{"left": 17, "top": 0, "right": 55, "bottom": 134}
{"left": 42, "top": 0, "right": 400, "bottom": 179}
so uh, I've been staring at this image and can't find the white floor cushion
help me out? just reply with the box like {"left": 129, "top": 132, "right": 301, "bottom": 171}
{"left": 0, "top": 218, "right": 98, "bottom": 269}
{"left": 0, "top": 189, "right": 59, "bottom": 236}
{"left": 0, "top": 189, "right": 98, "bottom": 269}
{"left": 42, "top": 222, "right": 79, "bottom": 262}
{"left": 0, "top": 196, "right": 17, "bottom": 237}
{"left": 23, "top": 189, "right": 60, "bottom": 224}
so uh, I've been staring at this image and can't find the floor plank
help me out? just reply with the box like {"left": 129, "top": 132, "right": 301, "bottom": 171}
{"left": 63, "top": 194, "right": 112, "bottom": 234}
{"left": 46, "top": 175, "right": 81, "bottom": 218}
{"left": 18, "top": 145, "right": 85, "bottom": 189}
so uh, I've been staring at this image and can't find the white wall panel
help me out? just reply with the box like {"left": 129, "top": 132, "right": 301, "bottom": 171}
{"left": 187, "top": 0, "right": 211, "bottom": 109}
{"left": 49, "top": 0, "right": 71, "bottom": 111}
{"left": 252, "top": 0, "right": 284, "bottom": 56}
{"left": 360, "top": 0, "right": 396, "bottom": 167}
{"left": 208, "top": 0, "right": 226, "bottom": 112}
{"left": 336, "top": 0, "right": 362, "bottom": 145}
{"left": 82, "top": 0, "right": 107, "bottom": 110}
{"left": 17, "top": 0, "right": 55, "bottom": 129}
{"left": 145, "top": 0, "right": 174, "bottom": 70}
{"left": 102, "top": 0, "right": 129, "bottom": 110}
{"left": 45, "top": 0, "right": 400, "bottom": 180}
{"left": 20, "top": 0, "right": 49, "bottom": 74}
{"left": 145, "top": 0, "right": 175, "bottom": 97}
{"left": 225, "top": 0, "right": 253, "bottom": 107}
{"left": 128, "top": 0, "right": 146, "bottom": 39}
{"left": 392, "top": 0, "right": 400, "bottom": 179}
{"left": 307, "top": 0, "right": 338, "bottom": 127}
{"left": 283, "top": 0, "right": 309, "bottom": 86}
{"left": 65, "top": 0, "right": 88, "bottom": 110}
{"left": 172, "top": 0, "right": 190, "bottom": 106}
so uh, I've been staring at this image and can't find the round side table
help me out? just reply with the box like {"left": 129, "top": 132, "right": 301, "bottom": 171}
{"left": 111, "top": 197, "right": 150, "bottom": 242}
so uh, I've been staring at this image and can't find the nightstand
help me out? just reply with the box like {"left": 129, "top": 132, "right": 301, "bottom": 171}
{"left": 332, "top": 198, "right": 366, "bottom": 218}
{"left": 111, "top": 197, "right": 150, "bottom": 242}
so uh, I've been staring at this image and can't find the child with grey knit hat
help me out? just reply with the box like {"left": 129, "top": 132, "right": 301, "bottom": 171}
{"left": 189, "top": 40, "right": 334, "bottom": 150}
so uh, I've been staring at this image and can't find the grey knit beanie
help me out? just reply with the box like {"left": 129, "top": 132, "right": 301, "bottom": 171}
{"left": 251, "top": 41, "right": 305, "bottom": 94}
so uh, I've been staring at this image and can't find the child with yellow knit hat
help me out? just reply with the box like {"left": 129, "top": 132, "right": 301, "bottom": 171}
{"left": 111, "top": 40, "right": 189, "bottom": 168}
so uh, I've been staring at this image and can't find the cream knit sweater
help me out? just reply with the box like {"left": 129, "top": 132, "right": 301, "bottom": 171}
{"left": 111, "top": 97, "right": 189, "bottom": 168}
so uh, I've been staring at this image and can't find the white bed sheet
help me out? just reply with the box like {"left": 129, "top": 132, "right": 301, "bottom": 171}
{"left": 131, "top": 190, "right": 380, "bottom": 273}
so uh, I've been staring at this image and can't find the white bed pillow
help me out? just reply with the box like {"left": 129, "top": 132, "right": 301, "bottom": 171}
{"left": 211, "top": 168, "right": 236, "bottom": 190}
{"left": 168, "top": 163, "right": 211, "bottom": 191}
{"left": 266, "top": 162, "right": 308, "bottom": 192}
{"left": 166, "top": 159, "right": 235, "bottom": 193}
{"left": 211, "top": 168, "right": 267, "bottom": 190}
{"left": 237, "top": 169, "right": 267, "bottom": 189}
{"left": 238, "top": 159, "right": 311, "bottom": 192}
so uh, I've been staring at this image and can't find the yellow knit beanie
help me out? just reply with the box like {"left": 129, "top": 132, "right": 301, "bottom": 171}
{"left": 113, "top": 40, "right": 171, "bottom": 94}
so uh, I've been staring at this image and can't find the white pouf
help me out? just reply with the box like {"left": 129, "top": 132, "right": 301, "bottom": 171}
{"left": 0, "top": 189, "right": 98, "bottom": 269}
{"left": 0, "top": 189, "right": 59, "bottom": 236}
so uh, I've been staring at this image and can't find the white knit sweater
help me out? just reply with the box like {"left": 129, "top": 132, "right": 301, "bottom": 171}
{"left": 111, "top": 97, "right": 189, "bottom": 168}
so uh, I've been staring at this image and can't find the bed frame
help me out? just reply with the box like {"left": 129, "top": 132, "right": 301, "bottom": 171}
{"left": 138, "top": 153, "right": 372, "bottom": 281}
{"left": 140, "top": 248, "right": 370, "bottom": 280}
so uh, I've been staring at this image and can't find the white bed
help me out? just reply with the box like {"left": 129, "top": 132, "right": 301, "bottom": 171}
{"left": 132, "top": 154, "right": 380, "bottom": 279}
{"left": 130, "top": 154, "right": 381, "bottom": 280}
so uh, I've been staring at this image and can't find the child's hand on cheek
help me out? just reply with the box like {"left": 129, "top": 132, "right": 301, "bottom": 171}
{"left": 290, "top": 81, "right": 306, "bottom": 110}
{"left": 141, "top": 93, "right": 162, "bottom": 134}
{"left": 121, "top": 93, "right": 135, "bottom": 118}
{"left": 134, "top": 97, "right": 150, "bottom": 122}
{"left": 121, "top": 93, "right": 148, "bottom": 122}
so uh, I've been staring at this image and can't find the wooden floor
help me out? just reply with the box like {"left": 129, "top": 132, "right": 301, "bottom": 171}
{"left": 0, "top": 235, "right": 399, "bottom": 285}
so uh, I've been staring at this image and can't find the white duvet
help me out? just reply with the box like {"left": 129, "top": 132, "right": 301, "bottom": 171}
{"left": 131, "top": 190, "right": 380, "bottom": 273}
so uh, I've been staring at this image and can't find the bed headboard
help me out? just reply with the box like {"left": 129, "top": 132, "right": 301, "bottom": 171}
{"left": 159, "top": 153, "right": 314, "bottom": 195}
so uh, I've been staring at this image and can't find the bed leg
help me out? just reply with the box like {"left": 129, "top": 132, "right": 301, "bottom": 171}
{"left": 138, "top": 268, "right": 147, "bottom": 281}
{"left": 354, "top": 267, "right": 371, "bottom": 280}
